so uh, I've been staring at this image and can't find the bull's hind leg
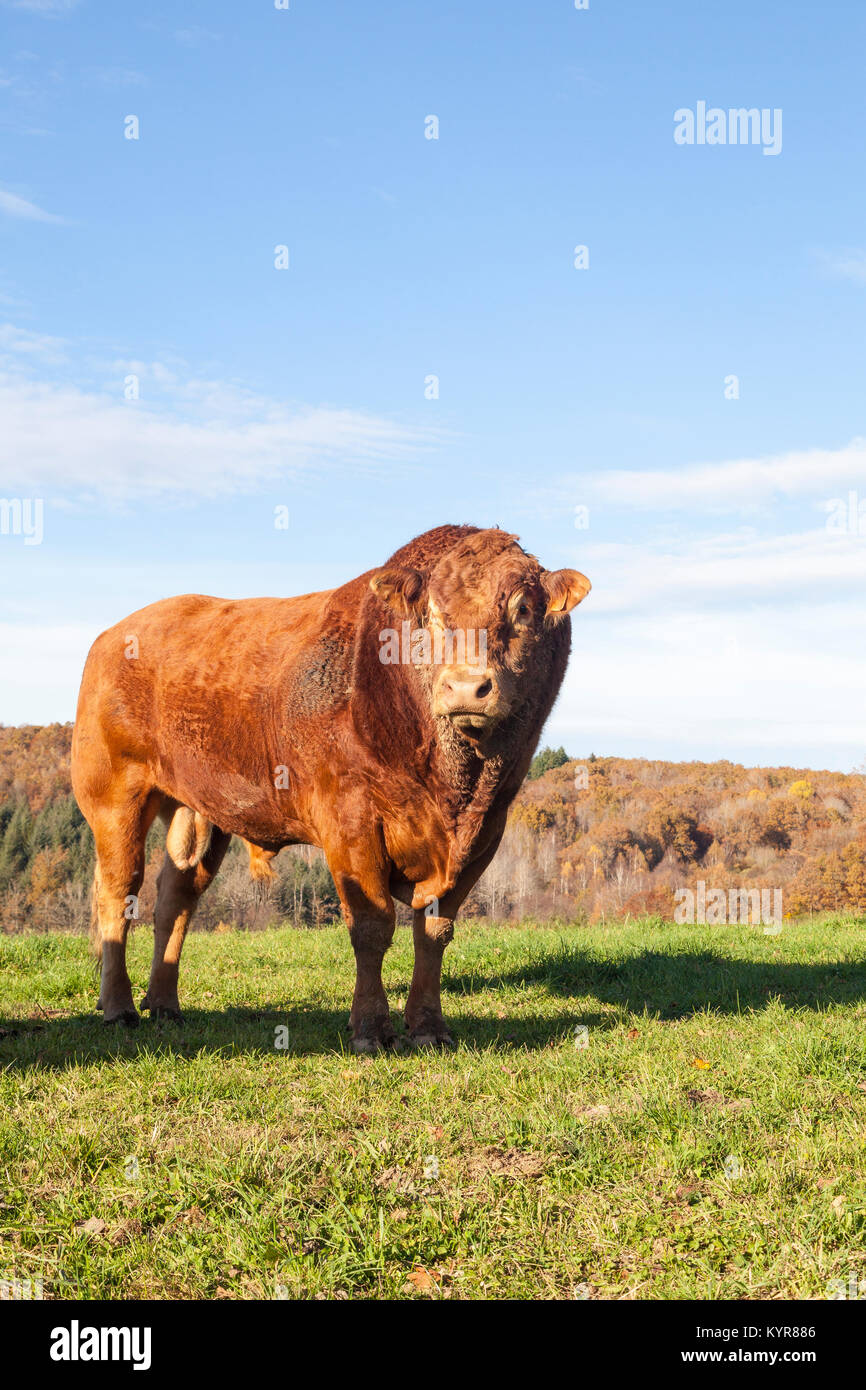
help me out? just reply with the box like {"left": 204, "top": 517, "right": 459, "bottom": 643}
{"left": 90, "top": 789, "right": 161, "bottom": 1026}
{"left": 141, "top": 829, "right": 231, "bottom": 1022}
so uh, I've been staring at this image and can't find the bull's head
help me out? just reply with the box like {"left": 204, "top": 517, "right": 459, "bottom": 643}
{"left": 370, "top": 529, "right": 590, "bottom": 745}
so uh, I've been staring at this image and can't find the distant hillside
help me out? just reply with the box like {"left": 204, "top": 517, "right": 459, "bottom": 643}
{"left": 495, "top": 751, "right": 866, "bottom": 921}
{"left": 0, "top": 725, "right": 864, "bottom": 931}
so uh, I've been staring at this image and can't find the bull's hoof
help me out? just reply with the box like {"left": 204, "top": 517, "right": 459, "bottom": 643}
{"left": 349, "top": 1022, "right": 397, "bottom": 1055}
{"left": 140, "top": 993, "right": 183, "bottom": 1023}
{"left": 408, "top": 1030, "right": 455, "bottom": 1051}
{"left": 104, "top": 1009, "right": 139, "bottom": 1028}
{"left": 148, "top": 1006, "right": 184, "bottom": 1025}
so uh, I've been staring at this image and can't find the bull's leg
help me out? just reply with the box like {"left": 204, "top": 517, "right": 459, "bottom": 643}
{"left": 142, "top": 828, "right": 231, "bottom": 1022}
{"left": 330, "top": 855, "right": 396, "bottom": 1054}
{"left": 404, "top": 831, "right": 504, "bottom": 1049}
{"left": 90, "top": 792, "right": 158, "bottom": 1027}
{"left": 405, "top": 908, "right": 455, "bottom": 1048}
{"left": 348, "top": 907, "right": 396, "bottom": 1053}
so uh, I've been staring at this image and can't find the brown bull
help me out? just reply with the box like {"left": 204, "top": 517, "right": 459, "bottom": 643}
{"left": 71, "top": 524, "right": 590, "bottom": 1050}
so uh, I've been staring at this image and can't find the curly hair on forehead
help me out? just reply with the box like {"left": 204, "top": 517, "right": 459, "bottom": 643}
{"left": 430, "top": 528, "right": 540, "bottom": 610}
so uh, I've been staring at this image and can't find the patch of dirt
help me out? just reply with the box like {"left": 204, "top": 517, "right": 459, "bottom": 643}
{"left": 686, "top": 1089, "right": 752, "bottom": 1111}
{"left": 464, "top": 1147, "right": 548, "bottom": 1181}
{"left": 109, "top": 1218, "right": 143, "bottom": 1247}
{"left": 374, "top": 1165, "right": 415, "bottom": 1195}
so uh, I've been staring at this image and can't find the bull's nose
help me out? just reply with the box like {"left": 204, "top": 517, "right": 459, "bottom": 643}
{"left": 436, "top": 670, "right": 496, "bottom": 714}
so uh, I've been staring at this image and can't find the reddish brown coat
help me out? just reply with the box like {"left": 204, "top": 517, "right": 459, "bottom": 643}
{"left": 71, "top": 524, "right": 590, "bottom": 1048}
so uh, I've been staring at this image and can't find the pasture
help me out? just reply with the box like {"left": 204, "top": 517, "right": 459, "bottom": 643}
{"left": 1, "top": 915, "right": 864, "bottom": 1301}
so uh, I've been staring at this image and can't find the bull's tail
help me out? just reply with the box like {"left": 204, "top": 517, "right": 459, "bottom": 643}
{"left": 245, "top": 841, "right": 277, "bottom": 884}
{"left": 89, "top": 866, "right": 102, "bottom": 964}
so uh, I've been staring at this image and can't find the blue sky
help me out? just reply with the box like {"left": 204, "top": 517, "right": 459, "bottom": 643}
{"left": 1, "top": 0, "right": 865, "bottom": 770}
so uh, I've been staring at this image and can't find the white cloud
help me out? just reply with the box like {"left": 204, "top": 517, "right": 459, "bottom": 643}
{"left": 0, "top": 187, "right": 64, "bottom": 222}
{"left": 546, "top": 518, "right": 866, "bottom": 765}
{"left": 551, "top": 598, "right": 866, "bottom": 768}
{"left": 0, "top": 321, "right": 66, "bottom": 362}
{"left": 0, "top": 622, "right": 92, "bottom": 724}
{"left": 0, "top": 365, "right": 439, "bottom": 500}
{"left": 562, "top": 438, "right": 866, "bottom": 512}
{"left": 579, "top": 527, "right": 866, "bottom": 614}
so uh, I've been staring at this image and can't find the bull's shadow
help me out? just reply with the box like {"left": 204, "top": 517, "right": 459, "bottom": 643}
{"left": 443, "top": 944, "right": 866, "bottom": 1018}
{"left": 1, "top": 944, "right": 864, "bottom": 1067}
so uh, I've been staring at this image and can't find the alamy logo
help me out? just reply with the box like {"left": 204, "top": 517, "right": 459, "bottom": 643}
{"left": 49, "top": 1321, "right": 152, "bottom": 1371}
{"left": 675, "top": 881, "right": 782, "bottom": 927}
{"left": 674, "top": 102, "right": 782, "bottom": 156}
{"left": 0, "top": 1272, "right": 43, "bottom": 1299}
{"left": 827, "top": 1272, "right": 866, "bottom": 1300}
{"left": 826, "top": 490, "right": 866, "bottom": 537}
{"left": 379, "top": 622, "right": 487, "bottom": 667}
{"left": 0, "top": 497, "right": 43, "bottom": 545}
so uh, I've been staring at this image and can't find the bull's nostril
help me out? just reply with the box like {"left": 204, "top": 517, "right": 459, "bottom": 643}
{"left": 475, "top": 679, "right": 493, "bottom": 700}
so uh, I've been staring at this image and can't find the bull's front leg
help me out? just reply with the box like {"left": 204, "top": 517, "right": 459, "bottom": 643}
{"left": 405, "top": 907, "right": 455, "bottom": 1048}
{"left": 405, "top": 831, "right": 504, "bottom": 1049}
{"left": 330, "top": 855, "right": 397, "bottom": 1054}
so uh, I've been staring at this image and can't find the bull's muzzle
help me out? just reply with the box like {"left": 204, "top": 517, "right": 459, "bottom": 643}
{"left": 433, "top": 667, "right": 504, "bottom": 731}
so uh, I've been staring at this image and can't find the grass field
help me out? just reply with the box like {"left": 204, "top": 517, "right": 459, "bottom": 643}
{"left": 1, "top": 915, "right": 865, "bottom": 1301}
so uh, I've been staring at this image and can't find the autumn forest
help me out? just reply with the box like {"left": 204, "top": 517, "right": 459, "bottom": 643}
{"left": 1, "top": 724, "right": 864, "bottom": 934}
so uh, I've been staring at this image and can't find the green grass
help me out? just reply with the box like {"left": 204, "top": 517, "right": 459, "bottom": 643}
{"left": 1, "top": 915, "right": 865, "bottom": 1300}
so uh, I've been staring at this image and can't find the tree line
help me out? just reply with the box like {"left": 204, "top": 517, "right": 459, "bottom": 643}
{"left": 1, "top": 723, "right": 864, "bottom": 932}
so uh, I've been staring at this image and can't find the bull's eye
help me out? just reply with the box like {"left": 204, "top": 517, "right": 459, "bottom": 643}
{"left": 517, "top": 604, "right": 529, "bottom": 618}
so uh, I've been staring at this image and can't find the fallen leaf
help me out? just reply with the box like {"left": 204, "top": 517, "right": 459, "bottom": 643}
{"left": 692, "top": 1058, "right": 711, "bottom": 1070}
{"left": 627, "top": 1028, "right": 639, "bottom": 1040}
{"left": 404, "top": 1266, "right": 439, "bottom": 1293}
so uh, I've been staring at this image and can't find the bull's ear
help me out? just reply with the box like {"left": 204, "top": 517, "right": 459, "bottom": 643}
{"left": 369, "top": 565, "right": 427, "bottom": 616}
{"left": 541, "top": 568, "right": 591, "bottom": 619}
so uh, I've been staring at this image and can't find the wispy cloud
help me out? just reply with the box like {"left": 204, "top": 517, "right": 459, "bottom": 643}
{"left": 175, "top": 27, "right": 221, "bottom": 47}
{"left": 815, "top": 248, "right": 866, "bottom": 286}
{"left": 0, "top": 341, "right": 442, "bottom": 501}
{"left": 578, "top": 528, "right": 866, "bottom": 617}
{"left": 1, "top": 0, "right": 79, "bottom": 12}
{"left": 0, "top": 320, "right": 66, "bottom": 362}
{"left": 86, "top": 66, "right": 147, "bottom": 89}
{"left": 560, "top": 439, "right": 866, "bottom": 513}
{"left": 0, "top": 186, "right": 64, "bottom": 222}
